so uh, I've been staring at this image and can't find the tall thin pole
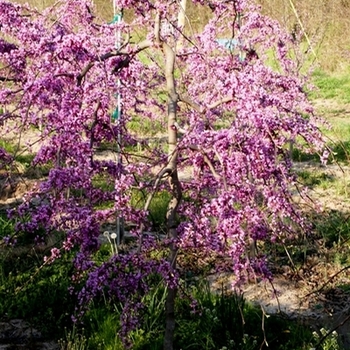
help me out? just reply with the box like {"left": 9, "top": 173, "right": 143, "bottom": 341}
{"left": 288, "top": 0, "right": 317, "bottom": 59}
{"left": 112, "top": 2, "right": 124, "bottom": 246}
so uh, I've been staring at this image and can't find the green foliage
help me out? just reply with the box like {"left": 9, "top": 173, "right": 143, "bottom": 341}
{"left": 174, "top": 280, "right": 314, "bottom": 350}
{"left": 297, "top": 169, "right": 334, "bottom": 188}
{"left": 0, "top": 138, "right": 35, "bottom": 164}
{"left": 127, "top": 115, "right": 165, "bottom": 137}
{"left": 323, "top": 118, "right": 350, "bottom": 165}
{"left": 58, "top": 279, "right": 316, "bottom": 350}
{"left": 306, "top": 209, "right": 350, "bottom": 267}
{"left": 0, "top": 138, "right": 46, "bottom": 179}
{"left": 59, "top": 326, "right": 89, "bottom": 350}
{"left": 0, "top": 245, "right": 76, "bottom": 339}
{"left": 0, "top": 211, "right": 15, "bottom": 237}
{"left": 76, "top": 280, "right": 317, "bottom": 350}
{"left": 84, "top": 306, "right": 122, "bottom": 350}
{"left": 0, "top": 138, "right": 15, "bottom": 154}
{"left": 83, "top": 284, "right": 166, "bottom": 350}
{"left": 329, "top": 140, "right": 350, "bottom": 164}
{"left": 174, "top": 281, "right": 252, "bottom": 349}
{"left": 292, "top": 148, "right": 321, "bottom": 163}
{"left": 0, "top": 209, "right": 325, "bottom": 350}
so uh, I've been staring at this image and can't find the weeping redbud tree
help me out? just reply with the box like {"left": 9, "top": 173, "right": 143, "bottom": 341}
{"left": 0, "top": 0, "right": 326, "bottom": 347}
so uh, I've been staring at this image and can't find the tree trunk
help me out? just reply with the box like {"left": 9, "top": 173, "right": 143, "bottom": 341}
{"left": 163, "top": 40, "right": 182, "bottom": 350}
{"left": 177, "top": 0, "right": 187, "bottom": 29}
{"left": 177, "top": 0, "right": 187, "bottom": 49}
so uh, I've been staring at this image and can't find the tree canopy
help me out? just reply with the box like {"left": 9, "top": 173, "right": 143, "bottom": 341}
{"left": 0, "top": 0, "right": 326, "bottom": 347}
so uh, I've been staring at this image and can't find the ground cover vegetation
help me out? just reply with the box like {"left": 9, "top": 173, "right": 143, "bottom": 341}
{"left": 0, "top": 0, "right": 349, "bottom": 349}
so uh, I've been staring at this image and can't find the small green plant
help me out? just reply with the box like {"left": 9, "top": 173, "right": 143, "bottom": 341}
{"left": 311, "top": 327, "right": 344, "bottom": 350}
{"left": 85, "top": 306, "right": 122, "bottom": 350}
{"left": 59, "top": 326, "right": 89, "bottom": 350}
{"left": 0, "top": 211, "right": 15, "bottom": 238}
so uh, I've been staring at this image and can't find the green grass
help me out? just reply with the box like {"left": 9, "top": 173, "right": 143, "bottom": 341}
{"left": 310, "top": 69, "right": 350, "bottom": 103}
{"left": 312, "top": 210, "right": 350, "bottom": 249}
{"left": 0, "top": 138, "right": 38, "bottom": 176}
{"left": 297, "top": 169, "right": 334, "bottom": 188}
{"left": 131, "top": 188, "right": 170, "bottom": 230}
{"left": 287, "top": 70, "right": 350, "bottom": 165}
{"left": 0, "top": 211, "right": 15, "bottom": 237}
{"left": 127, "top": 115, "right": 165, "bottom": 137}
{"left": 323, "top": 117, "right": 350, "bottom": 164}
{"left": 78, "top": 279, "right": 318, "bottom": 350}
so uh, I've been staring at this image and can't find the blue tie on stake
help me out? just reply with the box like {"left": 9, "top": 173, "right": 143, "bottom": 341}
{"left": 216, "top": 38, "right": 239, "bottom": 51}
{"left": 110, "top": 12, "right": 123, "bottom": 25}
{"left": 112, "top": 106, "right": 120, "bottom": 121}
{"left": 216, "top": 38, "right": 245, "bottom": 62}
{"left": 216, "top": 12, "right": 245, "bottom": 62}
{"left": 111, "top": 11, "right": 123, "bottom": 122}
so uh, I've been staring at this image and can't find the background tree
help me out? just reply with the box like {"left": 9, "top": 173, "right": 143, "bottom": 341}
{"left": 0, "top": 0, "right": 326, "bottom": 348}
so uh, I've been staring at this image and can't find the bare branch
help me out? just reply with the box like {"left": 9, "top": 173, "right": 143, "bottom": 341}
{"left": 188, "top": 145, "right": 228, "bottom": 190}
{"left": 155, "top": 12, "right": 161, "bottom": 44}
{"left": 178, "top": 94, "right": 204, "bottom": 113}
{"left": 76, "top": 39, "right": 152, "bottom": 86}
{"left": 0, "top": 76, "right": 21, "bottom": 83}
{"left": 89, "top": 101, "right": 101, "bottom": 167}
{"left": 179, "top": 94, "right": 234, "bottom": 114}
{"left": 208, "top": 96, "right": 234, "bottom": 109}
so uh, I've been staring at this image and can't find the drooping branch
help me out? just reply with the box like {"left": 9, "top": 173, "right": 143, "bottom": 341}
{"left": 208, "top": 96, "right": 235, "bottom": 110}
{"left": 155, "top": 11, "right": 161, "bottom": 44}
